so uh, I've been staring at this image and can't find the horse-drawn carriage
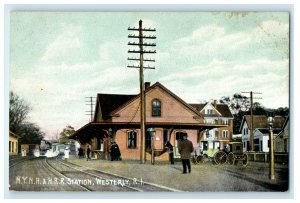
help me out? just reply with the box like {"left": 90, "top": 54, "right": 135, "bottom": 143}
{"left": 192, "top": 142, "right": 248, "bottom": 167}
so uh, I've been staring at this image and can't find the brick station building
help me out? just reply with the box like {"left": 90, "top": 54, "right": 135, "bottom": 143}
{"left": 70, "top": 82, "right": 230, "bottom": 161}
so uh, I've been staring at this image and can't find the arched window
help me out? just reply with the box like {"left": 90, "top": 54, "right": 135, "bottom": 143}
{"left": 152, "top": 99, "right": 161, "bottom": 117}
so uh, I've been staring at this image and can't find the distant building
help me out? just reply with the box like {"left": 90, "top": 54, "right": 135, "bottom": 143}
{"left": 239, "top": 115, "right": 287, "bottom": 152}
{"left": 71, "top": 82, "right": 228, "bottom": 161}
{"left": 275, "top": 116, "right": 289, "bottom": 152}
{"left": 9, "top": 131, "right": 18, "bottom": 155}
{"left": 189, "top": 101, "right": 234, "bottom": 151}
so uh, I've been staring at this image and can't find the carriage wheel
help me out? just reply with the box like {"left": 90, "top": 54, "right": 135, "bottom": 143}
{"left": 196, "top": 154, "right": 204, "bottom": 164}
{"left": 214, "top": 151, "right": 227, "bottom": 165}
{"left": 227, "top": 152, "right": 235, "bottom": 165}
{"left": 242, "top": 153, "right": 248, "bottom": 167}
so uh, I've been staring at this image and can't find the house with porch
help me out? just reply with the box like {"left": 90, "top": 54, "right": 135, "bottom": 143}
{"left": 9, "top": 131, "right": 18, "bottom": 156}
{"left": 189, "top": 101, "right": 233, "bottom": 152}
{"left": 70, "top": 82, "right": 228, "bottom": 161}
{"left": 240, "top": 115, "right": 286, "bottom": 152}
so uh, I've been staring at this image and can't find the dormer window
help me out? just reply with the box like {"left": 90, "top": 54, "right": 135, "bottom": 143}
{"left": 206, "top": 109, "right": 213, "bottom": 114}
{"left": 152, "top": 99, "right": 161, "bottom": 117}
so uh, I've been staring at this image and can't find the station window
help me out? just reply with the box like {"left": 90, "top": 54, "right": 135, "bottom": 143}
{"left": 152, "top": 99, "right": 161, "bottom": 117}
{"left": 127, "top": 131, "right": 137, "bottom": 149}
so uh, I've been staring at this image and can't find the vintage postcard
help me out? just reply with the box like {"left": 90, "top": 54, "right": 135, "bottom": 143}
{"left": 8, "top": 11, "right": 289, "bottom": 193}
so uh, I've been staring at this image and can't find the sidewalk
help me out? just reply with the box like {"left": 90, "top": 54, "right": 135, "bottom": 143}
{"left": 68, "top": 158, "right": 289, "bottom": 192}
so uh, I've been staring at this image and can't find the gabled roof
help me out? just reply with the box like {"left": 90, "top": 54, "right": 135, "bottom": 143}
{"left": 189, "top": 104, "right": 206, "bottom": 112}
{"left": 95, "top": 94, "right": 136, "bottom": 121}
{"left": 109, "top": 82, "right": 203, "bottom": 119}
{"left": 277, "top": 116, "right": 289, "bottom": 137}
{"left": 256, "top": 128, "right": 282, "bottom": 135}
{"left": 281, "top": 116, "right": 289, "bottom": 129}
{"left": 189, "top": 103, "right": 233, "bottom": 118}
{"left": 9, "top": 131, "right": 18, "bottom": 138}
{"left": 239, "top": 115, "right": 286, "bottom": 132}
{"left": 94, "top": 82, "right": 205, "bottom": 121}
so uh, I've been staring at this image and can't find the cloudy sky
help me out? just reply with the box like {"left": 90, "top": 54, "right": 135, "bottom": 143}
{"left": 9, "top": 12, "right": 289, "bottom": 138}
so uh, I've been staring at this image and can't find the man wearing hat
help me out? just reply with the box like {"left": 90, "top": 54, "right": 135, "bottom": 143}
{"left": 178, "top": 134, "right": 194, "bottom": 174}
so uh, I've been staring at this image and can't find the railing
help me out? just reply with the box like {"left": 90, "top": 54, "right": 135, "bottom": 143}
{"left": 246, "top": 152, "right": 288, "bottom": 164}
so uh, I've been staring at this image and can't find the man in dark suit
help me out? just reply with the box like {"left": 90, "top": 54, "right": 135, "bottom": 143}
{"left": 110, "top": 141, "right": 121, "bottom": 161}
{"left": 165, "top": 141, "right": 174, "bottom": 165}
{"left": 178, "top": 134, "right": 194, "bottom": 174}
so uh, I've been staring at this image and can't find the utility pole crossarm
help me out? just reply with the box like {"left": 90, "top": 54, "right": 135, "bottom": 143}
{"left": 242, "top": 91, "right": 262, "bottom": 94}
{"left": 128, "top": 34, "right": 157, "bottom": 39}
{"left": 128, "top": 42, "right": 156, "bottom": 46}
{"left": 128, "top": 27, "right": 156, "bottom": 32}
{"left": 128, "top": 57, "right": 155, "bottom": 62}
{"left": 127, "top": 65, "right": 155, "bottom": 69}
{"left": 128, "top": 50, "right": 156, "bottom": 54}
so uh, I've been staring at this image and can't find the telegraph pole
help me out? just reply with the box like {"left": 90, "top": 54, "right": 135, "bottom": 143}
{"left": 128, "top": 20, "right": 156, "bottom": 164}
{"left": 85, "top": 96, "right": 96, "bottom": 122}
{"left": 242, "top": 91, "right": 262, "bottom": 151}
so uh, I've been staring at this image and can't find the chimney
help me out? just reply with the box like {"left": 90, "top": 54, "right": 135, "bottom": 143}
{"left": 213, "top": 100, "right": 217, "bottom": 108}
{"left": 145, "top": 82, "right": 151, "bottom": 90}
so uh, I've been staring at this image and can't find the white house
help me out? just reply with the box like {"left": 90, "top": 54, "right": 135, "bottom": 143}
{"left": 253, "top": 128, "right": 282, "bottom": 152}
{"left": 240, "top": 115, "right": 286, "bottom": 152}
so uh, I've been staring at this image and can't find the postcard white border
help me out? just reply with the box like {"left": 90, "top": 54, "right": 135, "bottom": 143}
{"left": 2, "top": 2, "right": 297, "bottom": 201}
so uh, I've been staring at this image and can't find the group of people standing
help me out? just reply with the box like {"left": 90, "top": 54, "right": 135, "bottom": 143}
{"left": 68, "top": 137, "right": 193, "bottom": 174}
{"left": 75, "top": 143, "right": 121, "bottom": 161}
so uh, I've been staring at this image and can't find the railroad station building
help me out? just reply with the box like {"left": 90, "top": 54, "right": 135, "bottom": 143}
{"left": 70, "top": 82, "right": 231, "bottom": 161}
{"left": 9, "top": 131, "right": 18, "bottom": 156}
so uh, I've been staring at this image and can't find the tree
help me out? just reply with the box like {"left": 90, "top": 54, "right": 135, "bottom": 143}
{"left": 9, "top": 91, "right": 44, "bottom": 145}
{"left": 219, "top": 93, "right": 250, "bottom": 115}
{"left": 59, "top": 125, "right": 76, "bottom": 144}
{"left": 17, "top": 123, "right": 44, "bottom": 144}
{"left": 252, "top": 102, "right": 267, "bottom": 115}
{"left": 9, "top": 91, "right": 31, "bottom": 133}
{"left": 273, "top": 107, "right": 289, "bottom": 117}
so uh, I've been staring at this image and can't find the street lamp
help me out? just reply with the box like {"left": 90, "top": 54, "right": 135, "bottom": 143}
{"left": 147, "top": 128, "right": 156, "bottom": 165}
{"left": 267, "top": 111, "right": 275, "bottom": 180}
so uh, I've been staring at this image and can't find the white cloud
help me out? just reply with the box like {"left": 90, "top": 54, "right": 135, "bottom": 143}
{"left": 156, "top": 19, "right": 289, "bottom": 109}
{"left": 41, "top": 24, "right": 83, "bottom": 62}
{"left": 177, "top": 24, "right": 225, "bottom": 45}
{"left": 159, "top": 56, "right": 288, "bottom": 109}
{"left": 175, "top": 25, "right": 251, "bottom": 61}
